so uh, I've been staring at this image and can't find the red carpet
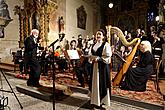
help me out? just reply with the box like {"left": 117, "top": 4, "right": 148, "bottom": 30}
{"left": 15, "top": 71, "right": 164, "bottom": 106}
{"left": 112, "top": 80, "right": 164, "bottom": 106}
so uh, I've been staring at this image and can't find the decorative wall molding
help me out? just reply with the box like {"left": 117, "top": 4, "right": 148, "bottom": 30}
{"left": 14, "top": 0, "right": 58, "bottom": 48}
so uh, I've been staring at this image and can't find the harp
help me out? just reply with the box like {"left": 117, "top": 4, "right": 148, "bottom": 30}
{"left": 106, "top": 25, "right": 141, "bottom": 86}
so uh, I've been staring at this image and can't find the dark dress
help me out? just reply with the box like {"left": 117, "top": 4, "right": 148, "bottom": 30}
{"left": 24, "top": 35, "right": 41, "bottom": 86}
{"left": 120, "top": 51, "right": 154, "bottom": 92}
{"left": 90, "top": 42, "right": 111, "bottom": 106}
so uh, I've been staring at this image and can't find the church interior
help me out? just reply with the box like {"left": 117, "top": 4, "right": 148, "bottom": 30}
{"left": 0, "top": 0, "right": 165, "bottom": 110}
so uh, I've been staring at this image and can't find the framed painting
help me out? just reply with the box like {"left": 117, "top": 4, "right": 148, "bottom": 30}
{"left": 77, "top": 5, "right": 87, "bottom": 30}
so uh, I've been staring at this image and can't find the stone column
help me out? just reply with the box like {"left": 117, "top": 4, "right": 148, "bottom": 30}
{"left": 44, "top": 5, "right": 50, "bottom": 47}
{"left": 25, "top": 15, "right": 29, "bottom": 38}
{"left": 40, "top": 7, "right": 45, "bottom": 47}
{"left": 19, "top": 15, "right": 24, "bottom": 48}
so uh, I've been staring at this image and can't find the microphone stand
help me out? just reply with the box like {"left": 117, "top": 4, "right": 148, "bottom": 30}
{"left": 52, "top": 43, "right": 56, "bottom": 110}
{"left": 48, "top": 33, "right": 65, "bottom": 49}
{"left": 48, "top": 39, "right": 59, "bottom": 48}
{"left": 48, "top": 33, "right": 65, "bottom": 110}
{"left": 47, "top": 39, "right": 58, "bottom": 110}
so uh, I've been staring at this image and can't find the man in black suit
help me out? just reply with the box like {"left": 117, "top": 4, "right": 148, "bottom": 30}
{"left": 151, "top": 31, "right": 165, "bottom": 59}
{"left": 24, "top": 29, "right": 42, "bottom": 87}
{"left": 151, "top": 31, "right": 165, "bottom": 79}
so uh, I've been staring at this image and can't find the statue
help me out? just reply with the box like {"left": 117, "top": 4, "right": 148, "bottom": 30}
{"left": 0, "top": 0, "right": 12, "bottom": 28}
{"left": 59, "top": 16, "right": 64, "bottom": 33}
{"left": 0, "top": 0, "right": 11, "bottom": 20}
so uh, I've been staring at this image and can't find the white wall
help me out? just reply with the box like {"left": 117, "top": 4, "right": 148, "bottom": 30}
{"left": 0, "top": 0, "right": 101, "bottom": 63}
{"left": 65, "top": 0, "right": 97, "bottom": 41}
{"left": 0, "top": 0, "right": 23, "bottom": 63}
{"left": 47, "top": 0, "right": 66, "bottom": 47}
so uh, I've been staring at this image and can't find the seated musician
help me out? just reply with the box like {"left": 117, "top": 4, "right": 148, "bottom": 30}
{"left": 75, "top": 40, "right": 92, "bottom": 87}
{"left": 41, "top": 46, "right": 68, "bottom": 73}
{"left": 14, "top": 48, "right": 24, "bottom": 74}
{"left": 151, "top": 31, "right": 165, "bottom": 78}
{"left": 75, "top": 57, "right": 92, "bottom": 87}
{"left": 120, "top": 40, "right": 154, "bottom": 92}
{"left": 151, "top": 31, "right": 165, "bottom": 59}
{"left": 69, "top": 40, "right": 79, "bottom": 68}
{"left": 77, "top": 34, "right": 83, "bottom": 49}
{"left": 118, "top": 46, "right": 127, "bottom": 70}
{"left": 54, "top": 46, "right": 68, "bottom": 71}
{"left": 40, "top": 47, "right": 49, "bottom": 76}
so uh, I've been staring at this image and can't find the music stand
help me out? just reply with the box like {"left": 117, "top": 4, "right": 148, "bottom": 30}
{"left": 67, "top": 50, "right": 80, "bottom": 60}
{"left": 0, "top": 68, "right": 23, "bottom": 109}
{"left": 66, "top": 50, "right": 80, "bottom": 78}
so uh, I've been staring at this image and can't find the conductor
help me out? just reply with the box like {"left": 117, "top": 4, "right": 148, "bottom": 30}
{"left": 24, "top": 29, "right": 42, "bottom": 87}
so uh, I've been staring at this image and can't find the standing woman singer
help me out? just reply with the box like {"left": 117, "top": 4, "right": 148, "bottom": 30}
{"left": 89, "top": 29, "right": 112, "bottom": 109}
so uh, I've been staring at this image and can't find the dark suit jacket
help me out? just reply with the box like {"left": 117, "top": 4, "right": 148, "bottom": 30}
{"left": 24, "top": 35, "right": 38, "bottom": 59}
{"left": 152, "top": 37, "right": 165, "bottom": 58}
{"left": 24, "top": 35, "right": 41, "bottom": 81}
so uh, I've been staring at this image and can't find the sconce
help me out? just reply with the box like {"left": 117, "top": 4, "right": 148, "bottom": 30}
{"left": 156, "top": 16, "right": 159, "bottom": 22}
{"left": 109, "top": 2, "right": 113, "bottom": 8}
{"left": 155, "top": 16, "right": 159, "bottom": 31}
{"left": 163, "top": 3, "right": 165, "bottom": 10}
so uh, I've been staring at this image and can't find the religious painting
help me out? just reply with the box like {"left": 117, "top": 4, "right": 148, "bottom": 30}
{"left": 0, "top": 28, "right": 4, "bottom": 38}
{"left": 77, "top": 5, "right": 87, "bottom": 30}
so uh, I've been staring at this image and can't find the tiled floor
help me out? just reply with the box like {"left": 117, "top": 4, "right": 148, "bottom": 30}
{"left": 0, "top": 71, "right": 163, "bottom": 110}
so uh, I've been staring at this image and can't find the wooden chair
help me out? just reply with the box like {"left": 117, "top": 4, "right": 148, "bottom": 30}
{"left": 150, "top": 58, "right": 162, "bottom": 92}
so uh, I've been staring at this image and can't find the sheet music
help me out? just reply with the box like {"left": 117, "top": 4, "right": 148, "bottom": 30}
{"left": 67, "top": 50, "right": 80, "bottom": 60}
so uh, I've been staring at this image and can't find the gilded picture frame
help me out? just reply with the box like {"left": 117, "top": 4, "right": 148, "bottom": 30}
{"left": 77, "top": 5, "right": 87, "bottom": 30}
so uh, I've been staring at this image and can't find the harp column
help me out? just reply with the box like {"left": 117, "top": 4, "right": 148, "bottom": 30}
{"left": 106, "top": 25, "right": 112, "bottom": 45}
{"left": 106, "top": 25, "right": 112, "bottom": 81}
